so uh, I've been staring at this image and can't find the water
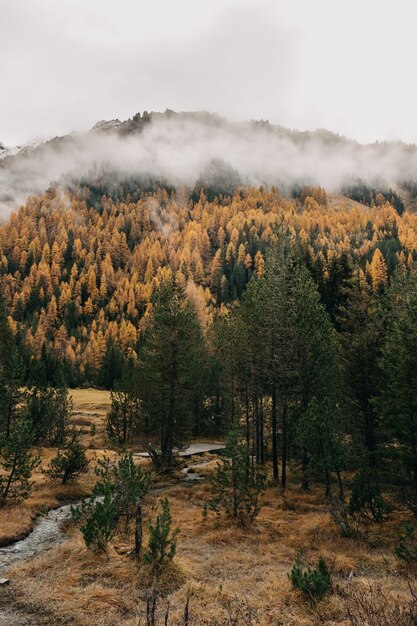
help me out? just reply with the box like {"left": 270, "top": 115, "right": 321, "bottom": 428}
{"left": 0, "top": 609, "right": 37, "bottom": 625}
{"left": 0, "top": 467, "right": 207, "bottom": 624}
{"left": 0, "top": 469, "right": 207, "bottom": 572}
{"left": 0, "top": 503, "right": 74, "bottom": 571}
{"left": 0, "top": 502, "right": 78, "bottom": 626}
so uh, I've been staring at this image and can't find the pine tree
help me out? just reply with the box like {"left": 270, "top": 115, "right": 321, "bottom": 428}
{"left": 379, "top": 275, "right": 417, "bottom": 515}
{"left": 106, "top": 373, "right": 141, "bottom": 446}
{"left": 0, "top": 290, "right": 23, "bottom": 438}
{"left": 80, "top": 486, "right": 118, "bottom": 552}
{"left": 25, "top": 383, "right": 72, "bottom": 445}
{"left": 296, "top": 397, "right": 351, "bottom": 535}
{"left": 44, "top": 431, "right": 89, "bottom": 484}
{"left": 338, "top": 269, "right": 384, "bottom": 456}
{"left": 291, "top": 263, "right": 341, "bottom": 490}
{"left": 144, "top": 498, "right": 179, "bottom": 573}
{"left": 206, "top": 428, "right": 265, "bottom": 526}
{"left": 138, "top": 278, "right": 205, "bottom": 470}
{"left": 94, "top": 452, "right": 151, "bottom": 556}
{"left": 0, "top": 418, "right": 40, "bottom": 506}
{"left": 257, "top": 229, "right": 299, "bottom": 488}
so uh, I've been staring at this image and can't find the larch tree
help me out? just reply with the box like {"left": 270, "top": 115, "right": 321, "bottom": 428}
{"left": 370, "top": 248, "right": 389, "bottom": 292}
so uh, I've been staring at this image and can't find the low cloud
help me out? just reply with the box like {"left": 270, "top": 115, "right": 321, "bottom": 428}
{"left": 1, "top": 113, "right": 417, "bottom": 216}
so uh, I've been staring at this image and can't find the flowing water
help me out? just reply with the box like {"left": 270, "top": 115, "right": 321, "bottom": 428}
{"left": 0, "top": 462, "right": 208, "bottom": 624}
{"left": 0, "top": 503, "right": 77, "bottom": 625}
{"left": 0, "top": 503, "right": 75, "bottom": 571}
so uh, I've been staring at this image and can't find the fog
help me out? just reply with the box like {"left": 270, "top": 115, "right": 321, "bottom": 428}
{"left": 1, "top": 114, "right": 417, "bottom": 215}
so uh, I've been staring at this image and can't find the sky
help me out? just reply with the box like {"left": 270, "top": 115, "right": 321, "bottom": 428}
{"left": 0, "top": 0, "right": 416, "bottom": 146}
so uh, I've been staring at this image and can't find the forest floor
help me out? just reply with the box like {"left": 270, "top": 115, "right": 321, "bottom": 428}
{"left": 0, "top": 389, "right": 416, "bottom": 625}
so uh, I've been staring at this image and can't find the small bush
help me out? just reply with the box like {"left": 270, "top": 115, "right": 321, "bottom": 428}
{"left": 144, "top": 498, "right": 179, "bottom": 573}
{"left": 44, "top": 441, "right": 89, "bottom": 484}
{"left": 289, "top": 556, "right": 331, "bottom": 600}
{"left": 206, "top": 428, "right": 265, "bottom": 527}
{"left": 395, "top": 522, "right": 417, "bottom": 565}
{"left": 349, "top": 469, "right": 387, "bottom": 524}
{"left": 347, "top": 583, "right": 417, "bottom": 626}
{"left": 80, "top": 489, "right": 118, "bottom": 551}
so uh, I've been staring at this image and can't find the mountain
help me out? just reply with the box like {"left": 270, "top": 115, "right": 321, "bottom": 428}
{"left": 2, "top": 110, "right": 417, "bottom": 216}
{"left": 0, "top": 141, "right": 23, "bottom": 161}
{"left": 0, "top": 110, "right": 415, "bottom": 387}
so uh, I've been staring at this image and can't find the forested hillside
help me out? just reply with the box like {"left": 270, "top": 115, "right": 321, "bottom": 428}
{"left": 0, "top": 182, "right": 412, "bottom": 388}
{"left": 3, "top": 177, "right": 417, "bottom": 623}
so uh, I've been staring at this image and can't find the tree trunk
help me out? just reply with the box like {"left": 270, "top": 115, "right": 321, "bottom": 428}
{"left": 162, "top": 349, "right": 177, "bottom": 469}
{"left": 271, "top": 382, "right": 279, "bottom": 481}
{"left": 3, "top": 452, "right": 17, "bottom": 502}
{"left": 260, "top": 395, "right": 265, "bottom": 465}
{"left": 135, "top": 501, "right": 143, "bottom": 559}
{"left": 281, "top": 400, "right": 288, "bottom": 490}
{"left": 301, "top": 448, "right": 309, "bottom": 490}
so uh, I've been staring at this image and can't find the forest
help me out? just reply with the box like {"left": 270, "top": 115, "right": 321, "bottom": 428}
{"left": 1, "top": 182, "right": 417, "bottom": 624}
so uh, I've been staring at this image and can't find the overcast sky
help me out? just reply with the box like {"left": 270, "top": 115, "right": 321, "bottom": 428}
{"left": 0, "top": 0, "right": 416, "bottom": 146}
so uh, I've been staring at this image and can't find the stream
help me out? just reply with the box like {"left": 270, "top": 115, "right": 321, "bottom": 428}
{"left": 0, "top": 462, "right": 209, "bottom": 625}
{"left": 0, "top": 503, "right": 75, "bottom": 571}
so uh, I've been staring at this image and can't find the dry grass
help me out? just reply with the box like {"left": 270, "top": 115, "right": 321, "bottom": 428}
{"left": 4, "top": 476, "right": 417, "bottom": 625}
{"left": 69, "top": 388, "right": 111, "bottom": 407}
{"left": 2, "top": 388, "right": 416, "bottom": 624}
{"left": 0, "top": 389, "right": 115, "bottom": 545}
{"left": 69, "top": 388, "right": 111, "bottom": 449}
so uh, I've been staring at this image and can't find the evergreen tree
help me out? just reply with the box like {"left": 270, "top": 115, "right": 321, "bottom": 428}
{"left": 144, "top": 498, "right": 179, "bottom": 573}
{"left": 80, "top": 486, "right": 118, "bottom": 552}
{"left": 297, "top": 397, "right": 352, "bottom": 535}
{"left": 206, "top": 428, "right": 265, "bottom": 526}
{"left": 0, "top": 290, "right": 23, "bottom": 438}
{"left": 25, "top": 384, "right": 72, "bottom": 445}
{"left": 138, "top": 278, "right": 205, "bottom": 470}
{"left": 106, "top": 371, "right": 141, "bottom": 446}
{"left": 94, "top": 452, "right": 151, "bottom": 556}
{"left": 322, "top": 253, "right": 352, "bottom": 328}
{"left": 379, "top": 274, "right": 417, "bottom": 515}
{"left": 291, "top": 263, "right": 341, "bottom": 490}
{"left": 44, "top": 431, "right": 89, "bottom": 484}
{"left": 258, "top": 229, "right": 299, "bottom": 488}
{"left": 338, "top": 270, "right": 384, "bottom": 456}
{"left": 0, "top": 418, "right": 40, "bottom": 506}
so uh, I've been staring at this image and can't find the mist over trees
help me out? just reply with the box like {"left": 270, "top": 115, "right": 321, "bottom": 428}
{"left": 1, "top": 175, "right": 417, "bottom": 526}
{"left": 3, "top": 110, "right": 417, "bottom": 217}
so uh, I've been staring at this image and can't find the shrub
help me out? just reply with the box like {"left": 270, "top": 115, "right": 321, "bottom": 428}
{"left": 395, "top": 522, "right": 417, "bottom": 565}
{"left": 206, "top": 428, "right": 265, "bottom": 527}
{"left": 289, "top": 556, "right": 331, "bottom": 600}
{"left": 80, "top": 488, "right": 118, "bottom": 551}
{"left": 347, "top": 583, "right": 417, "bottom": 626}
{"left": 349, "top": 468, "right": 387, "bottom": 523}
{"left": 44, "top": 440, "right": 89, "bottom": 484}
{"left": 94, "top": 453, "right": 151, "bottom": 558}
{"left": 94, "top": 453, "right": 151, "bottom": 530}
{"left": 144, "top": 498, "right": 179, "bottom": 573}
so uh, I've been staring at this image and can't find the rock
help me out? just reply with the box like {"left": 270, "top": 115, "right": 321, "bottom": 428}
{"left": 0, "top": 579, "right": 10, "bottom": 586}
